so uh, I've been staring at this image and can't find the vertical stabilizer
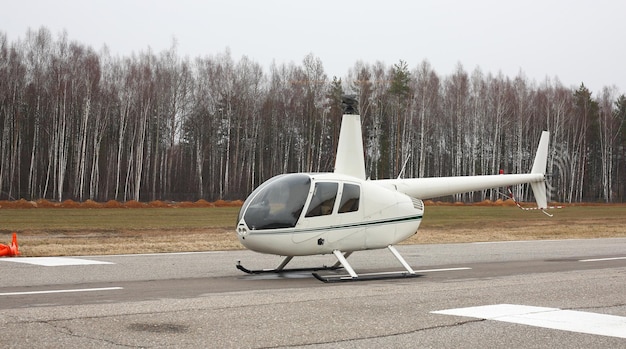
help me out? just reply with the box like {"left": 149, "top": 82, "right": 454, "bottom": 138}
{"left": 334, "top": 115, "right": 366, "bottom": 180}
{"left": 530, "top": 131, "right": 550, "bottom": 209}
{"left": 531, "top": 131, "right": 550, "bottom": 175}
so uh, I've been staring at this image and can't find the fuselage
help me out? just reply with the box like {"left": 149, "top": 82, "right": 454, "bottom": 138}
{"left": 236, "top": 173, "right": 423, "bottom": 256}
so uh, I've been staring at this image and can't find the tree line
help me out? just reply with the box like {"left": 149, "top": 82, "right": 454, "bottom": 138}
{"left": 1, "top": 28, "right": 625, "bottom": 203}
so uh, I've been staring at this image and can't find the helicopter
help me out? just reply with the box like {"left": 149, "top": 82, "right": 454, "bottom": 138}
{"left": 235, "top": 106, "right": 550, "bottom": 282}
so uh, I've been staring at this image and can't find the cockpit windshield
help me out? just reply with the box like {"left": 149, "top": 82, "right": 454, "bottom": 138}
{"left": 240, "top": 174, "right": 311, "bottom": 230}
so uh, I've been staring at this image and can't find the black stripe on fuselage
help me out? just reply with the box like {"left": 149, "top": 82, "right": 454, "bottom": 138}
{"left": 247, "top": 214, "right": 423, "bottom": 236}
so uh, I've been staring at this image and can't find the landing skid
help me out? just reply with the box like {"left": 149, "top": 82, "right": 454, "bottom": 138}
{"left": 237, "top": 246, "right": 420, "bottom": 283}
{"left": 313, "top": 245, "right": 419, "bottom": 283}
{"left": 236, "top": 255, "right": 343, "bottom": 275}
{"left": 313, "top": 270, "right": 421, "bottom": 283}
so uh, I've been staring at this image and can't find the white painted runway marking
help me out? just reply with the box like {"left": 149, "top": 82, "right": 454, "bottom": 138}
{"left": 472, "top": 239, "right": 584, "bottom": 244}
{"left": 100, "top": 251, "right": 224, "bottom": 257}
{"left": 579, "top": 256, "right": 626, "bottom": 262}
{"left": 0, "top": 287, "right": 123, "bottom": 296}
{"left": 432, "top": 304, "right": 626, "bottom": 339}
{"left": 0, "top": 257, "right": 114, "bottom": 266}
{"left": 415, "top": 267, "right": 472, "bottom": 273}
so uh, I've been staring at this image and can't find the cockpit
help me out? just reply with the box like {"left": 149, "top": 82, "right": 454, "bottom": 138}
{"left": 237, "top": 173, "right": 361, "bottom": 231}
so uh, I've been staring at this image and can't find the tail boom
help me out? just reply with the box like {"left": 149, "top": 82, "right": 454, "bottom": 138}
{"left": 377, "top": 173, "right": 544, "bottom": 201}
{"left": 378, "top": 131, "right": 551, "bottom": 209}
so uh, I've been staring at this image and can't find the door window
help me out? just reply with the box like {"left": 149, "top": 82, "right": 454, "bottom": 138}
{"left": 305, "top": 182, "right": 338, "bottom": 217}
{"left": 338, "top": 183, "right": 360, "bottom": 213}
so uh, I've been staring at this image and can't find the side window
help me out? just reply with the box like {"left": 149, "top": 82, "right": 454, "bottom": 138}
{"left": 305, "top": 182, "right": 338, "bottom": 217}
{"left": 338, "top": 183, "right": 360, "bottom": 213}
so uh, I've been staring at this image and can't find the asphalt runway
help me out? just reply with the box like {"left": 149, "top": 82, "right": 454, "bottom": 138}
{"left": 1, "top": 238, "right": 625, "bottom": 348}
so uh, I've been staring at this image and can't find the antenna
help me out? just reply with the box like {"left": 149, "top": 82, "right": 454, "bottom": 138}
{"left": 397, "top": 155, "right": 411, "bottom": 179}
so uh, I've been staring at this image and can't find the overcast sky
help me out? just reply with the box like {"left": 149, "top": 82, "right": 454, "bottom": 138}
{"left": 2, "top": 0, "right": 625, "bottom": 94}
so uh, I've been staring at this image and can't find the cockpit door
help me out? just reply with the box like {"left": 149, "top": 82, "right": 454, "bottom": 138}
{"left": 292, "top": 181, "right": 363, "bottom": 247}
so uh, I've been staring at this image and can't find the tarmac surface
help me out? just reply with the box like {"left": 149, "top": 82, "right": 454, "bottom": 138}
{"left": 1, "top": 238, "right": 625, "bottom": 348}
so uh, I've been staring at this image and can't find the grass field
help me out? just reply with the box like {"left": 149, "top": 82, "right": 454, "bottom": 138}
{"left": 1, "top": 205, "right": 625, "bottom": 257}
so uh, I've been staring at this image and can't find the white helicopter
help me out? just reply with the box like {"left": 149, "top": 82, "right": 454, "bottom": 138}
{"left": 236, "top": 108, "right": 550, "bottom": 282}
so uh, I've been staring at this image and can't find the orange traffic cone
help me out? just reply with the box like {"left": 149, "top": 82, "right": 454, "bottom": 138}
{"left": 10, "top": 232, "right": 19, "bottom": 256}
{"left": 0, "top": 233, "right": 19, "bottom": 257}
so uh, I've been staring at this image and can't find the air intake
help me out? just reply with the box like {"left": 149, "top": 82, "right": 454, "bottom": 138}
{"left": 411, "top": 197, "right": 424, "bottom": 211}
